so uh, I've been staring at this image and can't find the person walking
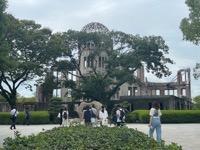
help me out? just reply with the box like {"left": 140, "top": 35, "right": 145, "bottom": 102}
{"left": 23, "top": 107, "right": 30, "bottom": 125}
{"left": 148, "top": 102, "right": 162, "bottom": 142}
{"left": 10, "top": 106, "right": 19, "bottom": 130}
{"left": 99, "top": 106, "right": 108, "bottom": 126}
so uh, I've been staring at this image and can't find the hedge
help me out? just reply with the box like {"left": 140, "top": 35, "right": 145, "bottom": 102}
{"left": 0, "top": 111, "right": 50, "bottom": 125}
{"left": 126, "top": 110, "right": 200, "bottom": 123}
{"left": 1, "top": 110, "right": 200, "bottom": 125}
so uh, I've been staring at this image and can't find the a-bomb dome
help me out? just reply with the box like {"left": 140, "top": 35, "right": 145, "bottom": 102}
{"left": 81, "top": 22, "right": 109, "bottom": 33}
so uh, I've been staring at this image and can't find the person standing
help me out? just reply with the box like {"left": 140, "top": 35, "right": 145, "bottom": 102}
{"left": 148, "top": 102, "right": 162, "bottom": 142}
{"left": 83, "top": 106, "right": 92, "bottom": 126}
{"left": 98, "top": 106, "right": 108, "bottom": 126}
{"left": 58, "top": 108, "right": 64, "bottom": 126}
{"left": 116, "top": 105, "right": 125, "bottom": 127}
{"left": 10, "top": 106, "right": 19, "bottom": 130}
{"left": 62, "top": 107, "right": 69, "bottom": 126}
{"left": 111, "top": 107, "right": 117, "bottom": 126}
{"left": 23, "top": 107, "right": 30, "bottom": 125}
{"left": 91, "top": 104, "right": 97, "bottom": 126}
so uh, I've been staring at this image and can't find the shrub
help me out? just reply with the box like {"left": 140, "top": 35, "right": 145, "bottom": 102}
{"left": 126, "top": 111, "right": 139, "bottom": 123}
{"left": 0, "top": 111, "right": 50, "bottom": 125}
{"left": 3, "top": 126, "right": 182, "bottom": 150}
{"left": 127, "top": 110, "right": 200, "bottom": 123}
{"left": 48, "top": 97, "right": 63, "bottom": 123}
{"left": 24, "top": 111, "right": 50, "bottom": 124}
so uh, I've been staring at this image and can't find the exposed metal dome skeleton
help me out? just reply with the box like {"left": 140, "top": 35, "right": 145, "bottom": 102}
{"left": 81, "top": 22, "right": 109, "bottom": 33}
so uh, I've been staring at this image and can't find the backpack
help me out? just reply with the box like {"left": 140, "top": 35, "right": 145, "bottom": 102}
{"left": 119, "top": 109, "right": 125, "bottom": 120}
{"left": 153, "top": 109, "right": 159, "bottom": 117}
{"left": 63, "top": 112, "right": 67, "bottom": 119}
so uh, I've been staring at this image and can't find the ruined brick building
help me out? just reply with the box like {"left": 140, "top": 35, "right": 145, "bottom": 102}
{"left": 36, "top": 22, "right": 192, "bottom": 110}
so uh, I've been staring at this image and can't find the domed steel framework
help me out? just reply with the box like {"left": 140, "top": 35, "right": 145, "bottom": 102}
{"left": 81, "top": 22, "right": 109, "bottom": 33}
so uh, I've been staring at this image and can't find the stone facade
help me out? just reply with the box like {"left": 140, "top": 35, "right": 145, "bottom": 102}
{"left": 35, "top": 22, "right": 192, "bottom": 110}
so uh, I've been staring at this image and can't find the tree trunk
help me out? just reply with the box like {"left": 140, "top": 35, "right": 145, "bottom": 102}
{"left": 8, "top": 95, "right": 16, "bottom": 109}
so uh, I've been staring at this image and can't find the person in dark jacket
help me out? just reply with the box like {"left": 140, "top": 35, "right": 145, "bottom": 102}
{"left": 83, "top": 106, "right": 92, "bottom": 126}
{"left": 58, "top": 108, "right": 64, "bottom": 126}
{"left": 23, "top": 107, "right": 30, "bottom": 125}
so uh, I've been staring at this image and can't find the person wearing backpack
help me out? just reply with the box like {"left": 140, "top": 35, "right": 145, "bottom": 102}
{"left": 116, "top": 105, "right": 125, "bottom": 127}
{"left": 148, "top": 102, "right": 162, "bottom": 142}
{"left": 62, "top": 107, "right": 69, "bottom": 126}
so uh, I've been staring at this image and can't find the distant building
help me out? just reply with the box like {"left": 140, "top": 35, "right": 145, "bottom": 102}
{"left": 36, "top": 22, "right": 192, "bottom": 110}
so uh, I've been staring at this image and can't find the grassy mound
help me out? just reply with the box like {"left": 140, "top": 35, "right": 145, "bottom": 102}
{"left": 3, "top": 125, "right": 182, "bottom": 150}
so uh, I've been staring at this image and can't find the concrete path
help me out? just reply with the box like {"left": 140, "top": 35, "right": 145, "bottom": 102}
{"left": 0, "top": 124, "right": 199, "bottom": 150}
{"left": 126, "top": 124, "right": 200, "bottom": 150}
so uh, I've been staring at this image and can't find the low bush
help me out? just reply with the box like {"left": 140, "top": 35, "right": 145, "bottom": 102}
{"left": 3, "top": 125, "right": 182, "bottom": 150}
{"left": 0, "top": 111, "right": 50, "bottom": 125}
{"left": 126, "top": 110, "right": 200, "bottom": 123}
{"left": 48, "top": 97, "right": 63, "bottom": 123}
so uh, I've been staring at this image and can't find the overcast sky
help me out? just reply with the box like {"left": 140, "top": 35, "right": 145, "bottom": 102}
{"left": 6, "top": 0, "right": 200, "bottom": 98}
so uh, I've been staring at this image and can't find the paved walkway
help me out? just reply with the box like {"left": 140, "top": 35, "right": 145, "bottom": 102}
{"left": 0, "top": 124, "right": 199, "bottom": 150}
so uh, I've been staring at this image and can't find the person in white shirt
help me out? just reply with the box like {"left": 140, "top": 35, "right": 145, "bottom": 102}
{"left": 10, "top": 106, "right": 19, "bottom": 130}
{"left": 148, "top": 102, "right": 162, "bottom": 142}
{"left": 98, "top": 106, "right": 108, "bottom": 126}
{"left": 116, "top": 105, "right": 125, "bottom": 127}
{"left": 62, "top": 107, "right": 69, "bottom": 126}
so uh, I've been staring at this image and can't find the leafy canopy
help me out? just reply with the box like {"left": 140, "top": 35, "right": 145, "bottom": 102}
{"left": 55, "top": 30, "right": 173, "bottom": 105}
{"left": 180, "top": 0, "right": 200, "bottom": 79}
{"left": 0, "top": 14, "right": 64, "bottom": 108}
{"left": 180, "top": 0, "right": 200, "bottom": 45}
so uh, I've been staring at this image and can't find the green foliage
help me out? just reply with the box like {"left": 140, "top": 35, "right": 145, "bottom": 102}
{"left": 180, "top": 0, "right": 200, "bottom": 45}
{"left": 56, "top": 30, "right": 173, "bottom": 105}
{"left": 17, "top": 97, "right": 35, "bottom": 102}
{"left": 48, "top": 97, "right": 63, "bottom": 123}
{"left": 180, "top": 0, "right": 200, "bottom": 79}
{"left": 0, "top": 94, "right": 6, "bottom": 102}
{"left": 126, "top": 110, "right": 200, "bottom": 123}
{"left": 116, "top": 101, "right": 131, "bottom": 112}
{"left": 192, "top": 95, "right": 200, "bottom": 109}
{"left": 0, "top": 111, "right": 50, "bottom": 125}
{"left": 126, "top": 110, "right": 140, "bottom": 123}
{"left": 0, "top": 0, "right": 7, "bottom": 39}
{"left": 0, "top": 13, "right": 66, "bottom": 108}
{"left": 3, "top": 125, "right": 182, "bottom": 150}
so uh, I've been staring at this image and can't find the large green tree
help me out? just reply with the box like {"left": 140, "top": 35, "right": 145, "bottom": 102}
{"left": 55, "top": 30, "right": 173, "bottom": 105}
{"left": 0, "top": 14, "right": 64, "bottom": 108}
{"left": 180, "top": 0, "right": 200, "bottom": 79}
